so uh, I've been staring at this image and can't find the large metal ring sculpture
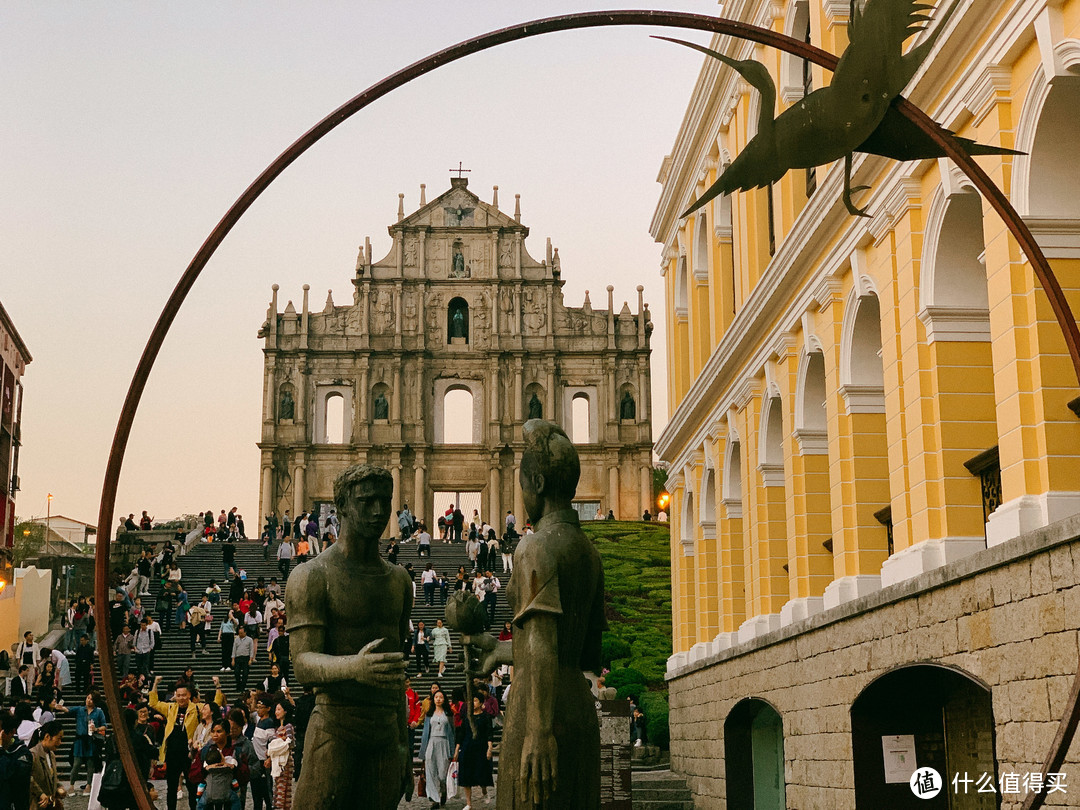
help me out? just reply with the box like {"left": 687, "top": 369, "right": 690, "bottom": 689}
{"left": 93, "top": 11, "right": 1080, "bottom": 810}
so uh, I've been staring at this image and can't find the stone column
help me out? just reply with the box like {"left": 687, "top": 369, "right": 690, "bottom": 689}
{"left": 414, "top": 451, "right": 426, "bottom": 524}
{"left": 488, "top": 459, "right": 501, "bottom": 528}
{"left": 394, "top": 281, "right": 403, "bottom": 347}
{"left": 640, "top": 465, "right": 653, "bottom": 519}
{"left": 391, "top": 455, "right": 402, "bottom": 510}
{"left": 261, "top": 465, "right": 273, "bottom": 518}
{"left": 392, "top": 366, "right": 402, "bottom": 423}
{"left": 358, "top": 367, "right": 370, "bottom": 438}
{"left": 637, "top": 362, "right": 649, "bottom": 422}
{"left": 608, "top": 464, "right": 620, "bottom": 518}
{"left": 293, "top": 464, "right": 306, "bottom": 517}
{"left": 513, "top": 362, "right": 523, "bottom": 422}
{"left": 546, "top": 363, "right": 557, "bottom": 426}
{"left": 513, "top": 451, "right": 525, "bottom": 525}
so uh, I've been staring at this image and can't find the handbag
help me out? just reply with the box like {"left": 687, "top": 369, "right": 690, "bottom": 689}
{"left": 445, "top": 759, "right": 459, "bottom": 799}
{"left": 416, "top": 768, "right": 426, "bottom": 797}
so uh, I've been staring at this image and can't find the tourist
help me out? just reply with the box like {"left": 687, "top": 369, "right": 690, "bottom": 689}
{"left": 125, "top": 514, "right": 139, "bottom": 532}
{"left": 191, "top": 719, "right": 247, "bottom": 810}
{"left": 149, "top": 674, "right": 225, "bottom": 810}
{"left": 417, "top": 523, "right": 432, "bottom": 557}
{"left": 295, "top": 536, "right": 310, "bottom": 564}
{"left": 114, "top": 624, "right": 135, "bottom": 677}
{"left": 72, "top": 637, "right": 93, "bottom": 695}
{"left": 260, "top": 664, "right": 287, "bottom": 695}
{"left": 270, "top": 625, "right": 291, "bottom": 680}
{"left": 421, "top": 563, "right": 437, "bottom": 606}
{"left": 387, "top": 537, "right": 399, "bottom": 565}
{"left": 232, "top": 626, "right": 256, "bottom": 691}
{"left": 505, "top": 510, "right": 515, "bottom": 531}
{"left": 657, "top": 509, "right": 667, "bottom": 522}
{"left": 276, "top": 537, "right": 294, "bottom": 581}
{"left": 218, "top": 609, "right": 238, "bottom": 672}
{"left": 228, "top": 708, "right": 258, "bottom": 810}
{"left": 607, "top": 509, "right": 616, "bottom": 520}
{"left": 133, "top": 617, "right": 155, "bottom": 678}
{"left": 67, "top": 692, "right": 107, "bottom": 795}
{"left": 465, "top": 535, "right": 479, "bottom": 573}
{"left": 0, "top": 710, "right": 33, "bottom": 810}
{"left": 140, "top": 511, "right": 154, "bottom": 531}
{"left": 173, "top": 667, "right": 199, "bottom": 697}
{"left": 499, "top": 531, "right": 515, "bottom": 573}
{"left": 453, "top": 567, "right": 469, "bottom": 594}
{"left": 642, "top": 509, "right": 652, "bottom": 521}
{"left": 304, "top": 514, "right": 319, "bottom": 553}
{"left": 417, "top": 689, "right": 455, "bottom": 809}
{"left": 243, "top": 604, "right": 263, "bottom": 642}
{"left": 136, "top": 550, "right": 153, "bottom": 596}
{"left": 413, "top": 621, "right": 431, "bottom": 675}
{"left": 398, "top": 506, "right": 414, "bottom": 543}
{"left": 195, "top": 746, "right": 239, "bottom": 810}
{"left": 452, "top": 507, "right": 464, "bottom": 542}
{"left": 437, "top": 571, "right": 449, "bottom": 605}
{"left": 270, "top": 699, "right": 296, "bottom": 810}
{"left": 189, "top": 595, "right": 213, "bottom": 655}
{"left": 431, "top": 618, "right": 452, "bottom": 678}
{"left": 631, "top": 706, "right": 649, "bottom": 747}
{"left": 595, "top": 506, "right": 604, "bottom": 520}
{"left": 29, "top": 720, "right": 64, "bottom": 810}
{"left": 249, "top": 694, "right": 277, "bottom": 810}
{"left": 480, "top": 571, "right": 499, "bottom": 629}
{"left": 454, "top": 694, "right": 494, "bottom": 808}
{"left": 476, "top": 532, "right": 489, "bottom": 572}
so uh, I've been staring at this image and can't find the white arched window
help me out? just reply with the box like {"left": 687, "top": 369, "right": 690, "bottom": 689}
{"left": 571, "top": 394, "right": 591, "bottom": 444}
{"left": 442, "top": 387, "right": 474, "bottom": 445}
{"left": 324, "top": 393, "right": 345, "bottom": 444}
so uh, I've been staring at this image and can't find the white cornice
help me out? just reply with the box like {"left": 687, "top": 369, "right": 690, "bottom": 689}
{"left": 963, "top": 64, "right": 1012, "bottom": 124}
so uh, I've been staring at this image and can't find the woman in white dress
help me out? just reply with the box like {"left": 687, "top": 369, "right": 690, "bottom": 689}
{"left": 417, "top": 689, "right": 456, "bottom": 809}
{"left": 430, "top": 618, "right": 452, "bottom": 678}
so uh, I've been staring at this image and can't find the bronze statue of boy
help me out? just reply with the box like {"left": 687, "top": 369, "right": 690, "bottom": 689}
{"left": 286, "top": 464, "right": 412, "bottom": 808}
{"left": 465, "top": 419, "right": 606, "bottom": 808}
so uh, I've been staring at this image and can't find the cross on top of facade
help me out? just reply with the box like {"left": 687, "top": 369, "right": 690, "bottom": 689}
{"left": 449, "top": 162, "right": 471, "bottom": 179}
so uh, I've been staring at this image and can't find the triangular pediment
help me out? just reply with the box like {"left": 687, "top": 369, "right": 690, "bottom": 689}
{"left": 391, "top": 179, "right": 526, "bottom": 233}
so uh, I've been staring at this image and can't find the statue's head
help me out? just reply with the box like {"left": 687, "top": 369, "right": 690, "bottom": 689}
{"left": 333, "top": 464, "right": 393, "bottom": 541}
{"left": 520, "top": 419, "right": 579, "bottom": 522}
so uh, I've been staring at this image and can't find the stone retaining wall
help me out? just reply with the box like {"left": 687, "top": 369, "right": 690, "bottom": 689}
{"left": 666, "top": 514, "right": 1080, "bottom": 809}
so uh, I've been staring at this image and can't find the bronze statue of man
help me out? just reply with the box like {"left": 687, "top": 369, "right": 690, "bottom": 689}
{"left": 466, "top": 419, "right": 606, "bottom": 808}
{"left": 287, "top": 464, "right": 412, "bottom": 808}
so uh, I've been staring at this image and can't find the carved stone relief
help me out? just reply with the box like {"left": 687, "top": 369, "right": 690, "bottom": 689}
{"left": 523, "top": 288, "right": 546, "bottom": 334}
{"left": 403, "top": 291, "right": 419, "bottom": 333}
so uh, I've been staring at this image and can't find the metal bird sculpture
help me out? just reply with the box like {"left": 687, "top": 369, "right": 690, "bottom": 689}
{"left": 658, "top": 0, "right": 1020, "bottom": 218}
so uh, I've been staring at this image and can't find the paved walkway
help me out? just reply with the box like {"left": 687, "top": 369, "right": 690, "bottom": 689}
{"left": 60, "top": 780, "right": 498, "bottom": 809}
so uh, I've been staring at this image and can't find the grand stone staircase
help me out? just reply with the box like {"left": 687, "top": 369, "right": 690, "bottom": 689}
{"left": 54, "top": 534, "right": 516, "bottom": 782}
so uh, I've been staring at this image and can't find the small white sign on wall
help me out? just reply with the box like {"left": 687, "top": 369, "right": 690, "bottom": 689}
{"left": 882, "top": 735, "right": 918, "bottom": 784}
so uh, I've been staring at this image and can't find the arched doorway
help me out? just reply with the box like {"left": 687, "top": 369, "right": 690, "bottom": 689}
{"left": 851, "top": 664, "right": 998, "bottom": 809}
{"left": 724, "top": 698, "right": 786, "bottom": 810}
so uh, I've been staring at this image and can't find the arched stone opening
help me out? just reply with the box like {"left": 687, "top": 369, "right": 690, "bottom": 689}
{"left": 447, "top": 296, "right": 469, "bottom": 343}
{"left": 324, "top": 392, "right": 345, "bottom": 444}
{"left": 724, "top": 698, "right": 787, "bottom": 810}
{"left": 571, "top": 392, "right": 591, "bottom": 444}
{"left": 852, "top": 664, "right": 997, "bottom": 809}
{"left": 441, "top": 386, "right": 474, "bottom": 445}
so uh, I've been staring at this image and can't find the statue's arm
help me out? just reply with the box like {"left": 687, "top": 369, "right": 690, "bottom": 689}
{"left": 517, "top": 613, "right": 560, "bottom": 802}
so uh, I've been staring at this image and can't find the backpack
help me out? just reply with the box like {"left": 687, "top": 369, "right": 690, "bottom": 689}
{"left": 97, "top": 738, "right": 129, "bottom": 807}
{"left": 204, "top": 768, "right": 235, "bottom": 803}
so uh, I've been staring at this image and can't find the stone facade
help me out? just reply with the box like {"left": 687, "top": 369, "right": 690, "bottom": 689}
{"left": 257, "top": 177, "right": 653, "bottom": 524}
{"left": 667, "top": 514, "right": 1080, "bottom": 809}
{"left": 0, "top": 300, "right": 30, "bottom": 552}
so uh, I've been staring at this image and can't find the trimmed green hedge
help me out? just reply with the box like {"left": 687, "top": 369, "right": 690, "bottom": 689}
{"left": 582, "top": 520, "right": 672, "bottom": 748}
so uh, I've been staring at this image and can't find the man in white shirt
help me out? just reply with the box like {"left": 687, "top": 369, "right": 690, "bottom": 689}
{"left": 417, "top": 525, "right": 432, "bottom": 558}
{"left": 505, "top": 510, "right": 515, "bottom": 530}
{"left": 145, "top": 613, "right": 162, "bottom": 673}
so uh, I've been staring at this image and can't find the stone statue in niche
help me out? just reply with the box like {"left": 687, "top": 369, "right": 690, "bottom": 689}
{"left": 374, "top": 392, "right": 389, "bottom": 420}
{"left": 451, "top": 244, "right": 469, "bottom": 278}
{"left": 279, "top": 388, "right": 295, "bottom": 421}
{"left": 450, "top": 306, "right": 467, "bottom": 340}
{"left": 528, "top": 393, "right": 543, "bottom": 420}
{"left": 620, "top": 391, "right": 636, "bottom": 420}
{"left": 459, "top": 420, "right": 605, "bottom": 808}
{"left": 287, "top": 464, "right": 413, "bottom": 808}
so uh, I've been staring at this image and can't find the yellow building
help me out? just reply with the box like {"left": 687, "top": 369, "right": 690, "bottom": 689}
{"left": 653, "top": 0, "right": 1080, "bottom": 805}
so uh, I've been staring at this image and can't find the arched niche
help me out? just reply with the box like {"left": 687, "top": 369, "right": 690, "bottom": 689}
{"left": 371, "top": 382, "right": 391, "bottom": 422}
{"left": 693, "top": 213, "right": 710, "bottom": 281}
{"left": 779, "top": 0, "right": 811, "bottom": 104}
{"left": 447, "top": 296, "right": 470, "bottom": 344}
{"left": 851, "top": 664, "right": 997, "bottom": 808}
{"left": 681, "top": 489, "right": 696, "bottom": 556}
{"left": 758, "top": 394, "right": 785, "bottom": 486}
{"left": 794, "top": 349, "right": 828, "bottom": 453}
{"left": 722, "top": 435, "right": 744, "bottom": 519}
{"left": 674, "top": 256, "right": 689, "bottom": 317}
{"left": 618, "top": 383, "right": 637, "bottom": 421}
{"left": 524, "top": 383, "right": 546, "bottom": 420}
{"left": 277, "top": 382, "right": 296, "bottom": 422}
{"left": 919, "top": 187, "right": 991, "bottom": 342}
{"left": 840, "top": 289, "right": 886, "bottom": 413}
{"left": 701, "top": 467, "right": 717, "bottom": 526}
{"left": 724, "top": 698, "right": 787, "bottom": 810}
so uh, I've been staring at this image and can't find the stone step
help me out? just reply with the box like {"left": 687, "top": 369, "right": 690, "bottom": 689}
{"left": 632, "top": 770, "right": 694, "bottom": 810}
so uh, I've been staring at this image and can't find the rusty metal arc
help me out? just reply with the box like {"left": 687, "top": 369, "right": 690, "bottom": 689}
{"left": 92, "top": 11, "right": 1079, "bottom": 810}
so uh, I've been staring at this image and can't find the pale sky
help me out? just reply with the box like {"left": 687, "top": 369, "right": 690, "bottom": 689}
{"left": 2, "top": 2, "right": 711, "bottom": 528}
